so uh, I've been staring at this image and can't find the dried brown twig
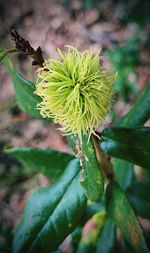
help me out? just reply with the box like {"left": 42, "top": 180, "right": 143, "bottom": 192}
{"left": 8, "top": 29, "right": 44, "bottom": 67}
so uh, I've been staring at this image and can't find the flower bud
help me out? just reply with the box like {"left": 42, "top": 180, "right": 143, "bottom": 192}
{"left": 35, "top": 46, "right": 117, "bottom": 141}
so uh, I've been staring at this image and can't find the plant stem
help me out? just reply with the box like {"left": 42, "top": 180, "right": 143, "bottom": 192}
{"left": 9, "top": 29, "right": 44, "bottom": 67}
{"left": 92, "top": 134, "right": 115, "bottom": 182}
{"left": 6, "top": 48, "right": 20, "bottom": 53}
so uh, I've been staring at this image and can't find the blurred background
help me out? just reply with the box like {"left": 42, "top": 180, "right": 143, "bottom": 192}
{"left": 0, "top": 0, "right": 150, "bottom": 252}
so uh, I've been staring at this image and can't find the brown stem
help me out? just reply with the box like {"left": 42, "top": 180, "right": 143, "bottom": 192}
{"left": 91, "top": 134, "right": 115, "bottom": 182}
{"left": 6, "top": 48, "right": 20, "bottom": 53}
{"left": 9, "top": 29, "right": 44, "bottom": 67}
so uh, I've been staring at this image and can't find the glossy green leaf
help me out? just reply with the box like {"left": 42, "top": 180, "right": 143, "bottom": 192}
{"left": 101, "top": 127, "right": 150, "bottom": 169}
{"left": 116, "top": 84, "right": 150, "bottom": 127}
{"left": 113, "top": 159, "right": 134, "bottom": 190}
{"left": 68, "top": 135, "right": 104, "bottom": 202}
{"left": 101, "top": 139, "right": 150, "bottom": 169}
{"left": 6, "top": 147, "right": 73, "bottom": 181}
{"left": 85, "top": 202, "right": 105, "bottom": 220}
{"left": 102, "top": 127, "right": 150, "bottom": 151}
{"left": 112, "top": 84, "right": 150, "bottom": 184}
{"left": 81, "top": 135, "right": 104, "bottom": 202}
{"left": 126, "top": 181, "right": 150, "bottom": 220}
{"left": 13, "top": 159, "right": 87, "bottom": 253}
{"left": 105, "top": 182, "right": 149, "bottom": 253}
{"left": 96, "top": 219, "right": 116, "bottom": 253}
{"left": 111, "top": 82, "right": 150, "bottom": 190}
{"left": 71, "top": 226, "right": 83, "bottom": 252}
{"left": 2, "top": 56, "right": 45, "bottom": 119}
{"left": 76, "top": 210, "right": 107, "bottom": 253}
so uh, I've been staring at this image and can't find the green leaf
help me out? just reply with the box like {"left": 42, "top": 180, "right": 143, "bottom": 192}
{"left": 111, "top": 82, "right": 150, "bottom": 191}
{"left": 101, "top": 139, "right": 150, "bottom": 169}
{"left": 113, "top": 159, "right": 134, "bottom": 190}
{"left": 6, "top": 147, "right": 73, "bottom": 181}
{"left": 96, "top": 219, "right": 116, "bottom": 253}
{"left": 126, "top": 181, "right": 150, "bottom": 220}
{"left": 0, "top": 49, "right": 8, "bottom": 61}
{"left": 111, "top": 84, "right": 150, "bottom": 180}
{"left": 71, "top": 226, "right": 83, "bottom": 252}
{"left": 2, "top": 56, "right": 45, "bottom": 119}
{"left": 13, "top": 159, "right": 87, "bottom": 253}
{"left": 71, "top": 202, "right": 106, "bottom": 252}
{"left": 77, "top": 210, "right": 107, "bottom": 253}
{"left": 85, "top": 202, "right": 105, "bottom": 220}
{"left": 116, "top": 84, "right": 150, "bottom": 127}
{"left": 105, "top": 182, "right": 149, "bottom": 253}
{"left": 81, "top": 135, "right": 104, "bottom": 202}
{"left": 102, "top": 127, "right": 150, "bottom": 151}
{"left": 123, "top": 240, "right": 137, "bottom": 253}
{"left": 68, "top": 135, "right": 104, "bottom": 202}
{"left": 101, "top": 127, "right": 150, "bottom": 169}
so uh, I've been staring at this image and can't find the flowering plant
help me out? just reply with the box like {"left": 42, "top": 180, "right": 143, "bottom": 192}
{"left": 0, "top": 30, "right": 150, "bottom": 253}
{"left": 36, "top": 46, "right": 117, "bottom": 141}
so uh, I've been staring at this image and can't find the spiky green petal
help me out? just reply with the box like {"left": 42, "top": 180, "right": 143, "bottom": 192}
{"left": 35, "top": 46, "right": 117, "bottom": 141}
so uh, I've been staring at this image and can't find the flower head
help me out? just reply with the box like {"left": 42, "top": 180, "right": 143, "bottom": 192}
{"left": 35, "top": 46, "right": 117, "bottom": 141}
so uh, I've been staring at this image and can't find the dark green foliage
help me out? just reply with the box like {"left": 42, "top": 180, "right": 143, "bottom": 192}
{"left": 80, "top": 135, "right": 104, "bottom": 202}
{"left": 0, "top": 222, "right": 13, "bottom": 253}
{"left": 126, "top": 181, "right": 150, "bottom": 220}
{"left": 0, "top": 142, "right": 23, "bottom": 188}
{"left": 71, "top": 226, "right": 83, "bottom": 252}
{"left": 85, "top": 202, "right": 105, "bottom": 220}
{"left": 116, "top": 84, "right": 150, "bottom": 127}
{"left": 101, "top": 83, "right": 150, "bottom": 178}
{"left": 13, "top": 159, "right": 87, "bottom": 253}
{"left": 76, "top": 210, "right": 107, "bottom": 253}
{"left": 105, "top": 182, "right": 149, "bottom": 253}
{"left": 101, "top": 127, "right": 150, "bottom": 168}
{"left": 6, "top": 147, "right": 74, "bottom": 181}
{"left": 113, "top": 159, "right": 134, "bottom": 190}
{"left": 121, "top": 0, "right": 150, "bottom": 26}
{"left": 108, "top": 37, "right": 140, "bottom": 101}
{"left": 2, "top": 54, "right": 45, "bottom": 119}
{"left": 96, "top": 219, "right": 116, "bottom": 253}
{"left": 68, "top": 134, "right": 104, "bottom": 202}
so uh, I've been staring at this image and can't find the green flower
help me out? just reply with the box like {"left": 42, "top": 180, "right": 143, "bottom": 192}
{"left": 35, "top": 46, "right": 117, "bottom": 141}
